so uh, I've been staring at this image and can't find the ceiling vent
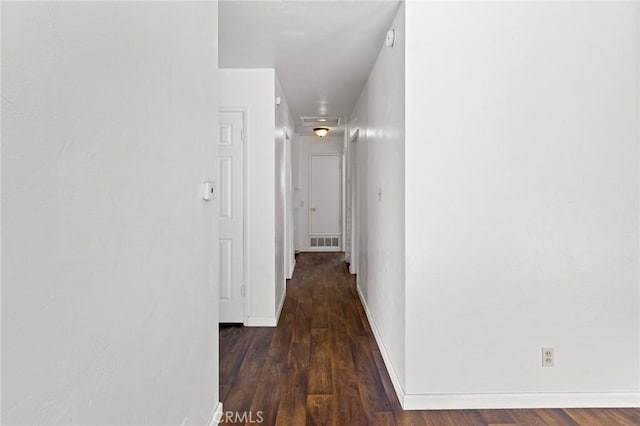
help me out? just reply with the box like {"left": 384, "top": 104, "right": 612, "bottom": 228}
{"left": 301, "top": 117, "right": 341, "bottom": 128}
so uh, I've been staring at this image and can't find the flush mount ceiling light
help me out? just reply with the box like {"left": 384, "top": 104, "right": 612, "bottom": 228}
{"left": 313, "top": 127, "right": 330, "bottom": 138}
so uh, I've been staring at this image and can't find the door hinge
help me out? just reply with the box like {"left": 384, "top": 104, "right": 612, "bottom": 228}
{"left": 240, "top": 129, "right": 244, "bottom": 142}
{"left": 241, "top": 285, "right": 246, "bottom": 297}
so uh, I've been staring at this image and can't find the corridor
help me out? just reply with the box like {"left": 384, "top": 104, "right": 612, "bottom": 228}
{"left": 219, "top": 253, "right": 640, "bottom": 425}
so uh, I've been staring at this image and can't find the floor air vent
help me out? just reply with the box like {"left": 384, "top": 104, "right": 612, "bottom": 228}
{"left": 310, "top": 237, "right": 340, "bottom": 248}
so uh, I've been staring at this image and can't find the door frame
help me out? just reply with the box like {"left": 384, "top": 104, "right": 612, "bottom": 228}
{"left": 307, "top": 153, "right": 343, "bottom": 251}
{"left": 219, "top": 106, "right": 249, "bottom": 325}
{"left": 284, "top": 131, "right": 295, "bottom": 279}
{"left": 348, "top": 128, "right": 359, "bottom": 274}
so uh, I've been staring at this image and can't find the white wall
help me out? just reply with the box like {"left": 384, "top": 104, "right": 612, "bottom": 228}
{"left": 2, "top": 2, "right": 220, "bottom": 424}
{"left": 275, "top": 75, "right": 295, "bottom": 315}
{"left": 347, "top": 0, "right": 406, "bottom": 401}
{"left": 404, "top": 1, "right": 639, "bottom": 408}
{"left": 219, "top": 69, "right": 281, "bottom": 326}
{"left": 294, "top": 135, "right": 344, "bottom": 251}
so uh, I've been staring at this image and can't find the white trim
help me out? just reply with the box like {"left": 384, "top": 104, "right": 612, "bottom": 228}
{"left": 349, "top": 127, "right": 360, "bottom": 275}
{"left": 402, "top": 392, "right": 640, "bottom": 411}
{"left": 303, "top": 247, "right": 342, "bottom": 253}
{"left": 287, "top": 258, "right": 296, "bottom": 279}
{"left": 246, "top": 291, "right": 286, "bottom": 327}
{"left": 284, "top": 131, "right": 295, "bottom": 281}
{"left": 356, "top": 284, "right": 406, "bottom": 407}
{"left": 637, "top": 3, "right": 640, "bottom": 392}
{"left": 208, "top": 401, "right": 224, "bottom": 426}
{"left": 275, "top": 288, "right": 285, "bottom": 323}
{"left": 246, "top": 316, "right": 278, "bottom": 327}
{"left": 341, "top": 151, "right": 346, "bottom": 252}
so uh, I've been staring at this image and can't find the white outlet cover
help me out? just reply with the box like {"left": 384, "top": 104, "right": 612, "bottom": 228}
{"left": 542, "top": 347, "right": 554, "bottom": 367}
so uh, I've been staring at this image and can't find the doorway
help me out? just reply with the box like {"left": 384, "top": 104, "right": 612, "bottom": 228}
{"left": 346, "top": 129, "right": 359, "bottom": 274}
{"left": 308, "top": 154, "right": 342, "bottom": 251}
{"left": 284, "top": 132, "right": 295, "bottom": 279}
{"left": 218, "top": 109, "right": 246, "bottom": 323}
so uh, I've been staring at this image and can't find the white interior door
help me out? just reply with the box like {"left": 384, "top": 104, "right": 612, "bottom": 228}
{"left": 309, "top": 154, "right": 342, "bottom": 250}
{"left": 218, "top": 110, "right": 244, "bottom": 323}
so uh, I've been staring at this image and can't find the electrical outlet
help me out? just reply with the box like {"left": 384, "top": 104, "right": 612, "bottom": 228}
{"left": 542, "top": 347, "right": 554, "bottom": 367}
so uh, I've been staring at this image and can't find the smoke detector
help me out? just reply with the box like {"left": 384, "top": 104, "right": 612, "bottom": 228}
{"left": 385, "top": 29, "right": 396, "bottom": 48}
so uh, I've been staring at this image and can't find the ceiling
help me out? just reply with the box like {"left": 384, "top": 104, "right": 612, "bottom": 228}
{"left": 219, "top": 0, "right": 401, "bottom": 135}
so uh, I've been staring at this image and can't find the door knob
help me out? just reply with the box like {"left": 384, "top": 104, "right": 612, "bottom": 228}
{"left": 310, "top": 207, "right": 318, "bottom": 212}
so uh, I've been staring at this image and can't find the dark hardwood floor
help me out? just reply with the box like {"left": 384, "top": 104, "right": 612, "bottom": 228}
{"left": 219, "top": 252, "right": 639, "bottom": 425}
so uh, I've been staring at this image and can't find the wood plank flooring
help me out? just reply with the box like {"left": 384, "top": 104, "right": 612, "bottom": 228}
{"left": 219, "top": 252, "right": 639, "bottom": 425}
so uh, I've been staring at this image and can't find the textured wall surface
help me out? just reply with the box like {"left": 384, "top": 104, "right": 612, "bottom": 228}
{"left": 405, "top": 1, "right": 639, "bottom": 404}
{"left": 348, "top": 0, "right": 406, "bottom": 396}
{"left": 2, "top": 2, "right": 220, "bottom": 424}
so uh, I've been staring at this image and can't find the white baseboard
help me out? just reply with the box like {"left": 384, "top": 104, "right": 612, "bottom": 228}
{"left": 208, "top": 401, "right": 223, "bottom": 426}
{"left": 275, "top": 289, "right": 285, "bottom": 323}
{"left": 246, "top": 291, "right": 286, "bottom": 327}
{"left": 355, "top": 285, "right": 406, "bottom": 406}
{"left": 287, "top": 258, "right": 296, "bottom": 279}
{"left": 402, "top": 392, "right": 640, "bottom": 410}
{"left": 246, "top": 316, "right": 277, "bottom": 327}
